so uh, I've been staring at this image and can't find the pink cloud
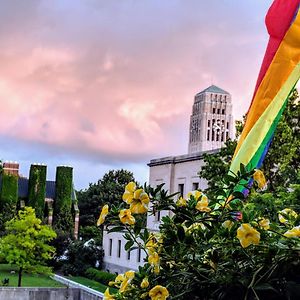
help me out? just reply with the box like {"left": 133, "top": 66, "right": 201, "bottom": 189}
{"left": 0, "top": 0, "right": 274, "bottom": 162}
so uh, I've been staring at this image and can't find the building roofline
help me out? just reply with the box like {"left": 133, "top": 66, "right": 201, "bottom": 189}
{"left": 147, "top": 149, "right": 220, "bottom": 167}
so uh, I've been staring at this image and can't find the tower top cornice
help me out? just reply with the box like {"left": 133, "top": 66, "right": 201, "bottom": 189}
{"left": 196, "top": 85, "right": 230, "bottom": 96}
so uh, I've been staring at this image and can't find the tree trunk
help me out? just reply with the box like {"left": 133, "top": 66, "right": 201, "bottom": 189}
{"left": 18, "top": 267, "right": 22, "bottom": 287}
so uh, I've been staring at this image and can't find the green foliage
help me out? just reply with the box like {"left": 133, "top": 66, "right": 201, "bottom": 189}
{"left": 0, "top": 173, "right": 18, "bottom": 208}
{"left": 61, "top": 240, "right": 103, "bottom": 276}
{"left": 85, "top": 268, "right": 116, "bottom": 286}
{"left": 0, "top": 207, "right": 57, "bottom": 287}
{"left": 53, "top": 166, "right": 73, "bottom": 232}
{"left": 28, "top": 164, "right": 47, "bottom": 219}
{"left": 103, "top": 169, "right": 300, "bottom": 299}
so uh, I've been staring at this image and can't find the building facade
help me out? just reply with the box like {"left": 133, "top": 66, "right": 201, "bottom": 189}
{"left": 102, "top": 85, "right": 234, "bottom": 274}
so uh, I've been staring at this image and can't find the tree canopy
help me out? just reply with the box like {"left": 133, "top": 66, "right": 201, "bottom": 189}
{"left": 0, "top": 207, "right": 57, "bottom": 286}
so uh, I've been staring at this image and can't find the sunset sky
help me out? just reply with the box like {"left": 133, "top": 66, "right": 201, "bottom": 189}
{"left": 0, "top": 0, "right": 274, "bottom": 189}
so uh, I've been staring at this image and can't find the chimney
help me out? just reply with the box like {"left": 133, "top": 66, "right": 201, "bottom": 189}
{"left": 3, "top": 161, "right": 19, "bottom": 176}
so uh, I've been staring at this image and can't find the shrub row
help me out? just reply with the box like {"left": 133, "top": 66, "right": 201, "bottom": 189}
{"left": 85, "top": 267, "right": 116, "bottom": 285}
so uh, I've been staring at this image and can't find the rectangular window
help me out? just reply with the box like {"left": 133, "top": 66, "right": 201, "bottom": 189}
{"left": 117, "top": 240, "right": 121, "bottom": 258}
{"left": 192, "top": 182, "right": 199, "bottom": 190}
{"left": 226, "top": 132, "right": 229, "bottom": 140}
{"left": 154, "top": 210, "right": 161, "bottom": 222}
{"left": 109, "top": 239, "right": 113, "bottom": 256}
{"left": 212, "top": 108, "right": 216, "bottom": 114}
{"left": 178, "top": 184, "right": 184, "bottom": 197}
{"left": 212, "top": 130, "right": 215, "bottom": 141}
{"left": 207, "top": 129, "right": 210, "bottom": 141}
{"left": 226, "top": 122, "right": 229, "bottom": 129}
{"left": 222, "top": 109, "right": 225, "bottom": 114}
{"left": 221, "top": 132, "right": 224, "bottom": 142}
{"left": 208, "top": 120, "right": 210, "bottom": 127}
{"left": 216, "top": 133, "right": 219, "bottom": 141}
{"left": 217, "top": 108, "right": 220, "bottom": 114}
{"left": 137, "top": 247, "right": 141, "bottom": 263}
{"left": 127, "top": 250, "right": 131, "bottom": 260}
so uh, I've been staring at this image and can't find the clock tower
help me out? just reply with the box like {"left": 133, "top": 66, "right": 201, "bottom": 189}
{"left": 188, "top": 85, "right": 234, "bottom": 153}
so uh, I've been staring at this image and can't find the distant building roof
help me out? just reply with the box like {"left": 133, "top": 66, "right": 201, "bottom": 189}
{"left": 197, "top": 85, "right": 230, "bottom": 95}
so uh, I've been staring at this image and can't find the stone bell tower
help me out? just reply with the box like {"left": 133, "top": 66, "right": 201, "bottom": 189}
{"left": 188, "top": 85, "right": 234, "bottom": 153}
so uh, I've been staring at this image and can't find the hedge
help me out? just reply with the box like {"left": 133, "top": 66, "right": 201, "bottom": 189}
{"left": 53, "top": 166, "right": 73, "bottom": 232}
{"left": 85, "top": 268, "right": 117, "bottom": 286}
{"left": 0, "top": 173, "right": 18, "bottom": 208}
{"left": 28, "top": 164, "right": 47, "bottom": 218}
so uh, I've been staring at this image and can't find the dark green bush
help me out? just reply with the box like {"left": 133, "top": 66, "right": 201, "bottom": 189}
{"left": 85, "top": 267, "right": 116, "bottom": 285}
{"left": 28, "top": 164, "right": 47, "bottom": 219}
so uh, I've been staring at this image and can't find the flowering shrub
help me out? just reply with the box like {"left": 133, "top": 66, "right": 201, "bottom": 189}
{"left": 99, "top": 166, "right": 300, "bottom": 299}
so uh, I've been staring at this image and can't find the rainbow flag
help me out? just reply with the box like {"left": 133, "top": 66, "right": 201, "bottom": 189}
{"left": 229, "top": 0, "right": 300, "bottom": 187}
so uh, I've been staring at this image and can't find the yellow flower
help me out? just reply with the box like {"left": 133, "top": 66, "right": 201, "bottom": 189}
{"left": 253, "top": 169, "right": 267, "bottom": 189}
{"left": 122, "top": 182, "right": 136, "bottom": 204}
{"left": 148, "top": 251, "right": 160, "bottom": 265}
{"left": 149, "top": 285, "right": 169, "bottom": 300}
{"left": 113, "top": 271, "right": 135, "bottom": 293}
{"left": 237, "top": 223, "right": 260, "bottom": 248}
{"left": 119, "top": 209, "right": 135, "bottom": 225}
{"left": 125, "top": 270, "right": 135, "bottom": 280}
{"left": 104, "top": 288, "right": 115, "bottom": 300}
{"left": 195, "top": 195, "right": 211, "bottom": 212}
{"left": 284, "top": 226, "right": 300, "bottom": 238}
{"left": 176, "top": 197, "right": 187, "bottom": 207}
{"left": 278, "top": 208, "right": 298, "bottom": 224}
{"left": 222, "top": 220, "right": 234, "bottom": 230}
{"left": 187, "top": 190, "right": 202, "bottom": 201}
{"left": 130, "top": 188, "right": 150, "bottom": 214}
{"left": 146, "top": 233, "right": 162, "bottom": 253}
{"left": 258, "top": 218, "right": 270, "bottom": 230}
{"left": 97, "top": 204, "right": 109, "bottom": 226}
{"left": 187, "top": 222, "right": 206, "bottom": 232}
{"left": 141, "top": 277, "right": 149, "bottom": 288}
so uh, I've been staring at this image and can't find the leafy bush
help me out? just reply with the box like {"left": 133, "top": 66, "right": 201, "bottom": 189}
{"left": 100, "top": 169, "right": 300, "bottom": 300}
{"left": 85, "top": 268, "right": 116, "bottom": 285}
{"left": 61, "top": 240, "right": 103, "bottom": 276}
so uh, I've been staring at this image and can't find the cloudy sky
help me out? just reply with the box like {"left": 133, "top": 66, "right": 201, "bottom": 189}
{"left": 0, "top": 0, "right": 274, "bottom": 189}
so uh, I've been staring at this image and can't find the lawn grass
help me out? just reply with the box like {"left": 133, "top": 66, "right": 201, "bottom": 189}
{"left": 67, "top": 276, "right": 118, "bottom": 293}
{"left": 0, "top": 264, "right": 64, "bottom": 288}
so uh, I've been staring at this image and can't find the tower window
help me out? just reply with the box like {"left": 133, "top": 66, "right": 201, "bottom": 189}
{"left": 226, "top": 122, "right": 229, "bottom": 129}
{"left": 208, "top": 120, "right": 210, "bottom": 127}
{"left": 221, "top": 132, "right": 224, "bottom": 142}
{"left": 222, "top": 109, "right": 225, "bottom": 114}
{"left": 178, "top": 184, "right": 184, "bottom": 197}
{"left": 213, "top": 108, "right": 216, "bottom": 114}
{"left": 212, "top": 130, "right": 215, "bottom": 141}
{"left": 216, "top": 133, "right": 219, "bottom": 141}
{"left": 217, "top": 109, "right": 220, "bottom": 114}
{"left": 127, "top": 250, "right": 131, "bottom": 260}
{"left": 226, "top": 132, "right": 229, "bottom": 140}
{"left": 207, "top": 129, "right": 210, "bottom": 141}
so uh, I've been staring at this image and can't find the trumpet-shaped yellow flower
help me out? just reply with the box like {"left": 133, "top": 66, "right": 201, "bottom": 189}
{"left": 278, "top": 208, "right": 298, "bottom": 224}
{"left": 237, "top": 223, "right": 260, "bottom": 248}
{"left": 148, "top": 251, "right": 160, "bottom": 265}
{"left": 253, "top": 169, "right": 267, "bottom": 189}
{"left": 130, "top": 189, "right": 150, "bottom": 214}
{"left": 140, "top": 277, "right": 149, "bottom": 288}
{"left": 146, "top": 233, "right": 162, "bottom": 253}
{"left": 104, "top": 288, "right": 115, "bottom": 300}
{"left": 176, "top": 197, "right": 187, "bottom": 207}
{"left": 122, "top": 182, "right": 136, "bottom": 204}
{"left": 111, "top": 271, "right": 135, "bottom": 293}
{"left": 187, "top": 190, "right": 202, "bottom": 201}
{"left": 222, "top": 220, "right": 234, "bottom": 230}
{"left": 195, "top": 195, "right": 211, "bottom": 212}
{"left": 258, "top": 218, "right": 270, "bottom": 230}
{"left": 125, "top": 270, "right": 135, "bottom": 280}
{"left": 119, "top": 209, "right": 135, "bottom": 225}
{"left": 284, "top": 226, "right": 300, "bottom": 238}
{"left": 149, "top": 285, "right": 169, "bottom": 300}
{"left": 97, "top": 204, "right": 109, "bottom": 226}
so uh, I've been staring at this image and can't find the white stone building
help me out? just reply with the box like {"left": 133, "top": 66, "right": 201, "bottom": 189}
{"left": 102, "top": 85, "right": 234, "bottom": 274}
